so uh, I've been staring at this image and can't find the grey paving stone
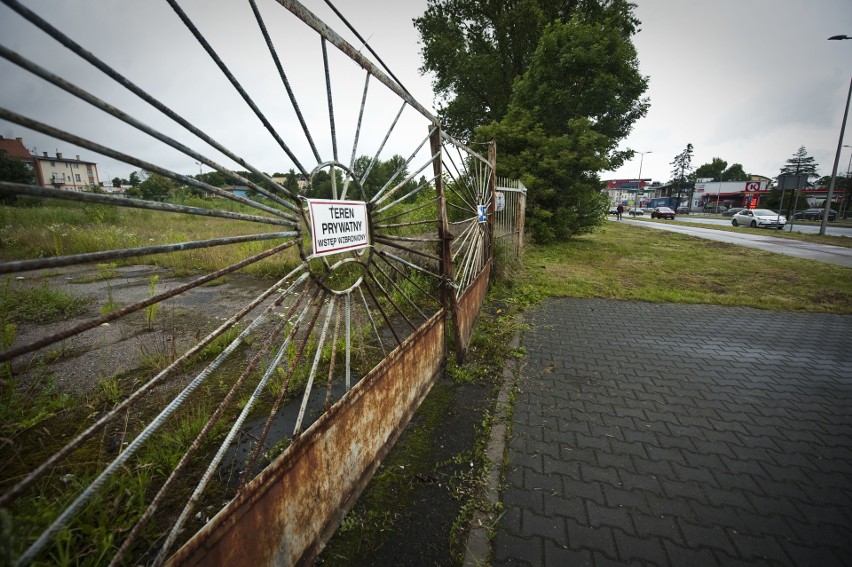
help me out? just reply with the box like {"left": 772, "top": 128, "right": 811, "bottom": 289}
{"left": 496, "top": 298, "right": 852, "bottom": 567}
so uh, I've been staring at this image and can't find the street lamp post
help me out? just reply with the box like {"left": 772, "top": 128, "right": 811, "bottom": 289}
{"left": 822, "top": 34, "right": 852, "bottom": 235}
{"left": 636, "top": 151, "right": 651, "bottom": 207}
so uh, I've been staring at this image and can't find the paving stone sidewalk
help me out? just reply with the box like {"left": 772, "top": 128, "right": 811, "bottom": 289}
{"left": 494, "top": 298, "right": 852, "bottom": 566}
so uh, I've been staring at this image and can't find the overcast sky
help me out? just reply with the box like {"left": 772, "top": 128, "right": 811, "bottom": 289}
{"left": 1, "top": 1, "right": 851, "bottom": 186}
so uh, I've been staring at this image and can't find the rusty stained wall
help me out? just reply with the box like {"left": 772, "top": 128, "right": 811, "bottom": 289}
{"left": 452, "top": 259, "right": 492, "bottom": 358}
{"left": 167, "top": 310, "right": 447, "bottom": 567}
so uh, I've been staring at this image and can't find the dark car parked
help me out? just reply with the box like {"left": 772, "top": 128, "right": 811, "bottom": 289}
{"left": 722, "top": 207, "right": 745, "bottom": 217}
{"left": 651, "top": 207, "right": 676, "bottom": 220}
{"left": 792, "top": 208, "right": 837, "bottom": 221}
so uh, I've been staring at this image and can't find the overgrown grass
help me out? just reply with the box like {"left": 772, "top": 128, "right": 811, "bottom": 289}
{"left": 515, "top": 222, "right": 852, "bottom": 313}
{"left": 0, "top": 279, "right": 92, "bottom": 324}
{"left": 0, "top": 200, "right": 301, "bottom": 279}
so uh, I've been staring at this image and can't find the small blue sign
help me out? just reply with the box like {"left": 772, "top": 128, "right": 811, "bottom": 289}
{"left": 477, "top": 204, "right": 487, "bottom": 223}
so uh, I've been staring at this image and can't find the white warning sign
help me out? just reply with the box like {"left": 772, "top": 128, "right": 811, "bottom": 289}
{"left": 306, "top": 199, "right": 370, "bottom": 257}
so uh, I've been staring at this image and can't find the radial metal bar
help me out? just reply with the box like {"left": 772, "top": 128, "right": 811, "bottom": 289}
{"left": 321, "top": 38, "right": 339, "bottom": 167}
{"left": 152, "top": 296, "right": 306, "bottom": 566}
{"left": 275, "top": 0, "right": 437, "bottom": 122}
{"left": 166, "top": 0, "right": 309, "bottom": 177}
{"left": 358, "top": 285, "right": 386, "bottom": 357}
{"left": 0, "top": 240, "right": 296, "bottom": 363}
{"left": 107, "top": 272, "right": 310, "bottom": 567}
{"left": 322, "top": 0, "right": 413, "bottom": 99}
{"left": 373, "top": 218, "right": 439, "bottom": 230}
{"left": 366, "top": 270, "right": 417, "bottom": 332}
{"left": 248, "top": 0, "right": 320, "bottom": 163}
{"left": 442, "top": 130, "right": 491, "bottom": 167}
{"left": 12, "top": 268, "right": 307, "bottom": 567}
{"left": 372, "top": 197, "right": 439, "bottom": 224}
{"left": 375, "top": 250, "right": 440, "bottom": 309}
{"left": 345, "top": 292, "right": 351, "bottom": 389}
{"left": 359, "top": 102, "right": 407, "bottom": 186}
{"left": 240, "top": 287, "right": 324, "bottom": 486}
{"left": 362, "top": 280, "right": 401, "bottom": 346}
{"left": 0, "top": 45, "right": 300, "bottom": 216}
{"left": 293, "top": 295, "right": 337, "bottom": 435}
{"left": 370, "top": 137, "right": 435, "bottom": 206}
{"left": 372, "top": 236, "right": 442, "bottom": 263}
{"left": 374, "top": 249, "right": 444, "bottom": 282}
{"left": 323, "top": 300, "right": 343, "bottom": 411}
{"left": 0, "top": 231, "right": 296, "bottom": 275}
{"left": 0, "top": 108, "right": 292, "bottom": 220}
{"left": 370, "top": 255, "right": 428, "bottom": 321}
{"left": 0, "top": 0, "right": 299, "bottom": 204}
{"left": 372, "top": 173, "right": 439, "bottom": 215}
{"left": 372, "top": 234, "right": 443, "bottom": 243}
{"left": 0, "top": 182, "right": 293, "bottom": 227}
{"left": 0, "top": 267, "right": 307, "bottom": 509}
{"left": 343, "top": 72, "right": 370, "bottom": 200}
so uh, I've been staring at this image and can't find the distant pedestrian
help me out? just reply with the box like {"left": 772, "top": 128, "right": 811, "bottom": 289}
{"left": 616, "top": 204, "right": 624, "bottom": 220}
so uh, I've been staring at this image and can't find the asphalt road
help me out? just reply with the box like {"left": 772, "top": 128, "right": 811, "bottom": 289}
{"left": 666, "top": 215, "right": 852, "bottom": 238}
{"left": 613, "top": 218, "right": 852, "bottom": 268}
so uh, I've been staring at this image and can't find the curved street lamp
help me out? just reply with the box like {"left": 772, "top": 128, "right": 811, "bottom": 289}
{"left": 822, "top": 34, "right": 852, "bottom": 235}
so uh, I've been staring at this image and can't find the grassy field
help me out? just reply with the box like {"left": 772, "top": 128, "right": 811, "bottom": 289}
{"left": 507, "top": 221, "right": 852, "bottom": 313}
{"left": 0, "top": 198, "right": 302, "bottom": 279}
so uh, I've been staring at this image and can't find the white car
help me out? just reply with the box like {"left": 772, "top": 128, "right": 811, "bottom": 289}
{"left": 731, "top": 209, "right": 786, "bottom": 229}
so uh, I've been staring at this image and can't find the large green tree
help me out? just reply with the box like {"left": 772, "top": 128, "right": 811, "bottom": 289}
{"left": 138, "top": 173, "right": 174, "bottom": 202}
{"left": 415, "top": 0, "right": 640, "bottom": 140}
{"left": 474, "top": 7, "right": 648, "bottom": 241}
{"left": 694, "top": 158, "right": 749, "bottom": 182}
{"left": 779, "top": 146, "right": 819, "bottom": 183}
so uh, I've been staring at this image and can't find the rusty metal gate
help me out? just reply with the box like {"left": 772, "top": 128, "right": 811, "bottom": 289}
{"left": 0, "top": 1, "right": 502, "bottom": 565}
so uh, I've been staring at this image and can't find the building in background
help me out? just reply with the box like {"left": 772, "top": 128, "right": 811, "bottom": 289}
{"left": 0, "top": 135, "right": 101, "bottom": 190}
{"left": 0, "top": 135, "right": 37, "bottom": 175}
{"left": 604, "top": 178, "right": 659, "bottom": 207}
{"left": 33, "top": 150, "right": 101, "bottom": 191}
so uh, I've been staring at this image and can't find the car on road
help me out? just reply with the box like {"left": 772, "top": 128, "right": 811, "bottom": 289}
{"left": 651, "top": 207, "right": 676, "bottom": 220}
{"left": 609, "top": 207, "right": 619, "bottom": 216}
{"left": 731, "top": 209, "right": 786, "bottom": 229}
{"left": 677, "top": 207, "right": 691, "bottom": 214}
{"left": 792, "top": 208, "right": 837, "bottom": 221}
{"left": 628, "top": 207, "right": 644, "bottom": 216}
{"left": 722, "top": 207, "right": 745, "bottom": 217}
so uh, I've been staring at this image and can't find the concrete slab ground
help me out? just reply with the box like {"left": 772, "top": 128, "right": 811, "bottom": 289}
{"left": 494, "top": 298, "right": 852, "bottom": 566}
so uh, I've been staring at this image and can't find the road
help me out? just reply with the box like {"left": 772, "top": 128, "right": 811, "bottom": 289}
{"left": 667, "top": 215, "right": 852, "bottom": 238}
{"left": 613, "top": 218, "right": 852, "bottom": 268}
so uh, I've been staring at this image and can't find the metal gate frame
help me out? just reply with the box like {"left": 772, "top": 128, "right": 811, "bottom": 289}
{"left": 0, "top": 1, "right": 511, "bottom": 565}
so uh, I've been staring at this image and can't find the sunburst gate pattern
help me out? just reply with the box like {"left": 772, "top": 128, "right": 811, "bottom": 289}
{"left": 0, "top": 0, "right": 496, "bottom": 564}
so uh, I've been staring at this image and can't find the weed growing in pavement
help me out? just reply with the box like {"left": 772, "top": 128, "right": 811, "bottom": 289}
{"left": 143, "top": 275, "right": 160, "bottom": 331}
{"left": 1, "top": 323, "right": 14, "bottom": 379}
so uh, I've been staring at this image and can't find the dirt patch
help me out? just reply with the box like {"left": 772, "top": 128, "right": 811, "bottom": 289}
{"left": 6, "top": 264, "right": 277, "bottom": 394}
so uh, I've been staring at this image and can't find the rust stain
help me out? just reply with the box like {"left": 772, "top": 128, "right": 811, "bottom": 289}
{"left": 453, "top": 259, "right": 492, "bottom": 359}
{"left": 166, "top": 310, "right": 447, "bottom": 567}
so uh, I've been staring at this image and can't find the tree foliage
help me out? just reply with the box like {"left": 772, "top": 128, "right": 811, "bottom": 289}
{"left": 469, "top": 5, "right": 648, "bottom": 242}
{"left": 779, "top": 146, "right": 819, "bottom": 183}
{"left": 138, "top": 173, "right": 174, "bottom": 202}
{"left": 694, "top": 157, "right": 749, "bottom": 182}
{"left": 352, "top": 154, "right": 422, "bottom": 201}
{"left": 0, "top": 153, "right": 35, "bottom": 184}
{"left": 415, "top": 0, "right": 641, "bottom": 140}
